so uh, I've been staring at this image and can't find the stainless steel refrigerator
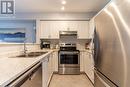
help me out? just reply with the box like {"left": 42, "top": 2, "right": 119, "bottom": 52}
{"left": 94, "top": 0, "right": 130, "bottom": 87}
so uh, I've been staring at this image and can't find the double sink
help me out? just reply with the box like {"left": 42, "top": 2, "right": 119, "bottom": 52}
{"left": 11, "top": 52, "right": 48, "bottom": 58}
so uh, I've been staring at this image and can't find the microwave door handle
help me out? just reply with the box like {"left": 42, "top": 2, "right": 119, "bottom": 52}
{"left": 94, "top": 30, "right": 100, "bottom": 67}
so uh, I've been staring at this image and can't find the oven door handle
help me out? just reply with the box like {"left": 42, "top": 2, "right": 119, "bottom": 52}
{"left": 59, "top": 51, "right": 79, "bottom": 54}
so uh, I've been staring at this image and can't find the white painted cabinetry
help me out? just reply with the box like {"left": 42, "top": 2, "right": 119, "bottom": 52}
{"left": 84, "top": 51, "right": 94, "bottom": 83}
{"left": 52, "top": 51, "right": 58, "bottom": 72}
{"left": 50, "top": 22, "right": 60, "bottom": 39}
{"left": 80, "top": 51, "right": 94, "bottom": 83}
{"left": 42, "top": 53, "right": 54, "bottom": 87}
{"left": 42, "top": 57, "right": 49, "bottom": 87}
{"left": 42, "top": 51, "right": 58, "bottom": 87}
{"left": 40, "top": 21, "right": 51, "bottom": 39}
{"left": 89, "top": 19, "right": 95, "bottom": 38}
{"left": 77, "top": 21, "right": 89, "bottom": 39}
{"left": 80, "top": 51, "right": 84, "bottom": 72}
{"left": 40, "top": 21, "right": 89, "bottom": 39}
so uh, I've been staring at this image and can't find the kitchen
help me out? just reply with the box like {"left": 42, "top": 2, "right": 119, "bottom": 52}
{"left": 0, "top": 0, "right": 129, "bottom": 87}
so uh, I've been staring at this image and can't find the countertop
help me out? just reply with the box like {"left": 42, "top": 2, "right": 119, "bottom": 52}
{"left": 0, "top": 50, "right": 54, "bottom": 87}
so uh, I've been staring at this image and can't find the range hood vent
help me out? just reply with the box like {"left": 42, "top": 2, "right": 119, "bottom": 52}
{"left": 59, "top": 31, "right": 77, "bottom": 36}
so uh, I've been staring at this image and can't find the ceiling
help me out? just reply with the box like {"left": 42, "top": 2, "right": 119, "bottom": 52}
{"left": 15, "top": 0, "right": 110, "bottom": 13}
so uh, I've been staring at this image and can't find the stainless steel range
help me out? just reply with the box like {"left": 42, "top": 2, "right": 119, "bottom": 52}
{"left": 58, "top": 43, "right": 80, "bottom": 75}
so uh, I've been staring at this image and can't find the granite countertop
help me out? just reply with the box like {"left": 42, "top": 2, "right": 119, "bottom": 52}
{"left": 0, "top": 50, "right": 54, "bottom": 87}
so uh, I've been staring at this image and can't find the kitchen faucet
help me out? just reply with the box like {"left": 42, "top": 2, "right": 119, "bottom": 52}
{"left": 23, "top": 38, "right": 27, "bottom": 55}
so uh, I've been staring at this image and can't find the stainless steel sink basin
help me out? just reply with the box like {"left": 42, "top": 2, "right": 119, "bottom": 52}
{"left": 10, "top": 52, "right": 48, "bottom": 58}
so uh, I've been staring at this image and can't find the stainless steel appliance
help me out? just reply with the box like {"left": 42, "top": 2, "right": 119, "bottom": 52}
{"left": 40, "top": 40, "right": 50, "bottom": 49}
{"left": 59, "top": 31, "right": 77, "bottom": 36}
{"left": 58, "top": 43, "right": 80, "bottom": 74}
{"left": 94, "top": 0, "right": 130, "bottom": 87}
{"left": 7, "top": 62, "right": 42, "bottom": 87}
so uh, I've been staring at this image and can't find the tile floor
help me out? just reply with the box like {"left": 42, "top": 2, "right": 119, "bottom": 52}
{"left": 49, "top": 74, "right": 94, "bottom": 87}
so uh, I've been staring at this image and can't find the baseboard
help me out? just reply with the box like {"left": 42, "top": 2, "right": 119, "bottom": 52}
{"left": 83, "top": 72, "right": 94, "bottom": 86}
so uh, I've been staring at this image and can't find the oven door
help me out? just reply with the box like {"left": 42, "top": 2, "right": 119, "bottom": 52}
{"left": 59, "top": 51, "right": 80, "bottom": 74}
{"left": 59, "top": 51, "right": 80, "bottom": 67}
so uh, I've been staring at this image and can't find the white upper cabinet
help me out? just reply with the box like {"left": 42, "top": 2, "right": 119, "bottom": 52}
{"left": 40, "top": 21, "right": 60, "bottom": 39}
{"left": 89, "top": 19, "right": 95, "bottom": 39}
{"left": 54, "top": 21, "right": 78, "bottom": 31}
{"left": 49, "top": 22, "right": 60, "bottom": 39}
{"left": 40, "top": 21, "right": 51, "bottom": 39}
{"left": 64, "top": 21, "right": 78, "bottom": 31}
{"left": 58, "top": 21, "right": 68, "bottom": 31}
{"left": 40, "top": 21, "right": 89, "bottom": 39}
{"left": 77, "top": 21, "right": 89, "bottom": 39}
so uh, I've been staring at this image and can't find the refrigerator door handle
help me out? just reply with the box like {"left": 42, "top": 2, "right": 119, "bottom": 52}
{"left": 94, "top": 29, "right": 100, "bottom": 66}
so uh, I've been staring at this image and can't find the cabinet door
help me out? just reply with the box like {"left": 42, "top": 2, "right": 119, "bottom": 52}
{"left": 48, "top": 55, "right": 51, "bottom": 78}
{"left": 42, "top": 55, "right": 53, "bottom": 87}
{"left": 58, "top": 21, "right": 78, "bottom": 31}
{"left": 53, "top": 51, "right": 58, "bottom": 72}
{"left": 67, "top": 21, "right": 78, "bottom": 31}
{"left": 89, "top": 53, "right": 94, "bottom": 83}
{"left": 80, "top": 52, "right": 84, "bottom": 72}
{"left": 42, "top": 57, "right": 49, "bottom": 87}
{"left": 89, "top": 19, "right": 95, "bottom": 38}
{"left": 77, "top": 21, "right": 89, "bottom": 39}
{"left": 84, "top": 52, "right": 94, "bottom": 83}
{"left": 48, "top": 54, "right": 55, "bottom": 84}
{"left": 40, "top": 21, "right": 51, "bottom": 39}
{"left": 84, "top": 52, "right": 90, "bottom": 74}
{"left": 50, "top": 22, "right": 60, "bottom": 39}
{"left": 58, "top": 21, "right": 68, "bottom": 31}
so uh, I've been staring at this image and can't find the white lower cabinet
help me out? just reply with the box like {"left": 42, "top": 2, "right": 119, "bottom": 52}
{"left": 42, "top": 53, "right": 53, "bottom": 87}
{"left": 53, "top": 51, "right": 58, "bottom": 72}
{"left": 48, "top": 54, "right": 53, "bottom": 83}
{"left": 77, "top": 21, "right": 89, "bottom": 39}
{"left": 84, "top": 52, "right": 94, "bottom": 83}
{"left": 80, "top": 51, "right": 94, "bottom": 84}
{"left": 80, "top": 52, "right": 84, "bottom": 72}
{"left": 42, "top": 57, "right": 49, "bottom": 87}
{"left": 42, "top": 51, "right": 58, "bottom": 87}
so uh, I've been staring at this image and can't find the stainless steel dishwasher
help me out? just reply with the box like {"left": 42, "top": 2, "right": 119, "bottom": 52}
{"left": 7, "top": 62, "right": 42, "bottom": 87}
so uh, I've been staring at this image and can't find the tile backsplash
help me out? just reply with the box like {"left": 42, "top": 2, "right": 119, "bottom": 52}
{"left": 41, "top": 36, "right": 89, "bottom": 50}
